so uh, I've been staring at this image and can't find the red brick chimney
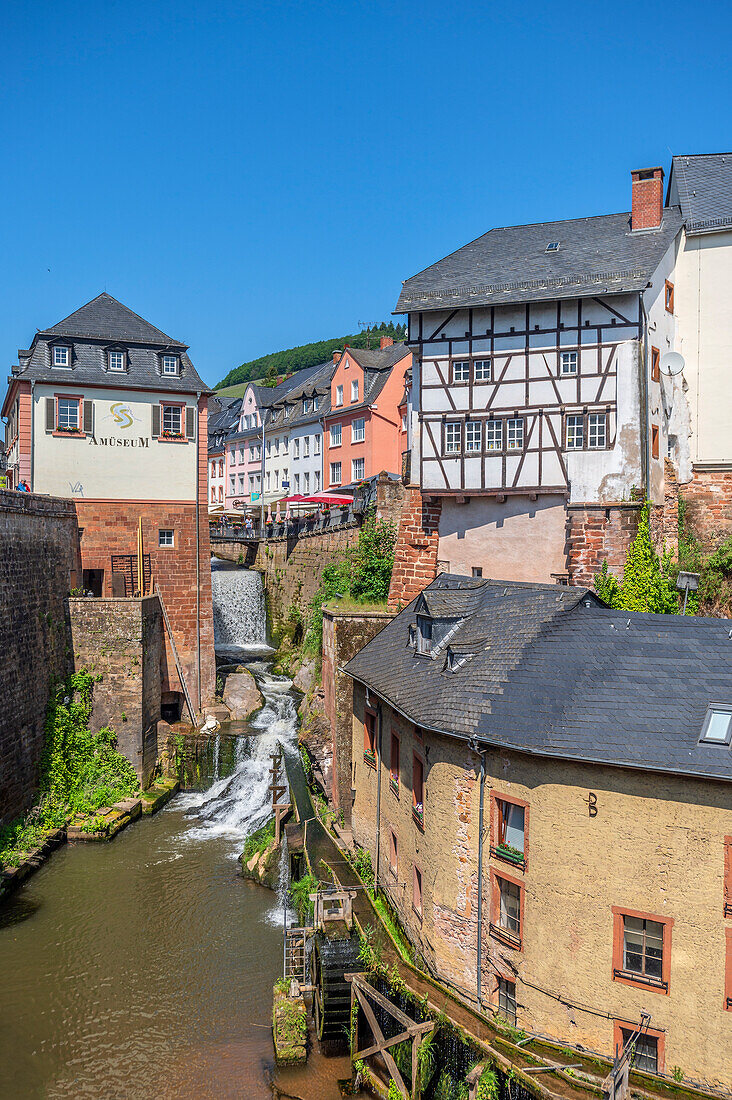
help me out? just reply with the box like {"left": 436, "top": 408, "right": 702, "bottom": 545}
{"left": 380, "top": 336, "right": 394, "bottom": 349}
{"left": 631, "top": 167, "right": 664, "bottom": 230}
{"left": 332, "top": 348, "right": 341, "bottom": 363}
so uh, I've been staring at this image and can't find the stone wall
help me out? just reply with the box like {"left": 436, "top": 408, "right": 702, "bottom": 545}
{"left": 566, "top": 502, "right": 642, "bottom": 586}
{"left": 67, "top": 596, "right": 163, "bottom": 784}
{"left": 682, "top": 466, "right": 732, "bottom": 549}
{"left": 387, "top": 486, "right": 441, "bottom": 611}
{"left": 322, "top": 608, "right": 394, "bottom": 824}
{"left": 0, "top": 490, "right": 81, "bottom": 822}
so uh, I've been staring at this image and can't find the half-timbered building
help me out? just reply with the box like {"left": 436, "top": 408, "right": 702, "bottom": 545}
{"left": 392, "top": 157, "right": 732, "bottom": 592}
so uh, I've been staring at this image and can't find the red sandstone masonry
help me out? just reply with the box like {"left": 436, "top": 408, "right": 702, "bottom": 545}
{"left": 387, "top": 485, "right": 441, "bottom": 610}
{"left": 567, "top": 503, "right": 642, "bottom": 588}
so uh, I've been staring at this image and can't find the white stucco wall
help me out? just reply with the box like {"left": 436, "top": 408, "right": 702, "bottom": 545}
{"left": 32, "top": 383, "right": 198, "bottom": 500}
{"left": 286, "top": 419, "right": 323, "bottom": 497}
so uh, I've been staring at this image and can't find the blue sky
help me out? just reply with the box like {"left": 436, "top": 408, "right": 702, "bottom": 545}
{"left": 1, "top": 1, "right": 729, "bottom": 389}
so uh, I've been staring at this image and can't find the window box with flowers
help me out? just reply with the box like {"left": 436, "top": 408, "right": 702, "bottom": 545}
{"left": 56, "top": 424, "right": 83, "bottom": 434}
{"left": 412, "top": 802, "right": 424, "bottom": 829}
{"left": 492, "top": 842, "right": 525, "bottom": 868}
{"left": 363, "top": 748, "right": 376, "bottom": 769}
{"left": 161, "top": 428, "right": 184, "bottom": 440}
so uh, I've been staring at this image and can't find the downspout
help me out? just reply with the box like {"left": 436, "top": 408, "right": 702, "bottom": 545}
{"left": 476, "top": 746, "right": 488, "bottom": 1008}
{"left": 30, "top": 380, "right": 35, "bottom": 491}
{"left": 196, "top": 392, "right": 202, "bottom": 713}
{"left": 374, "top": 700, "right": 383, "bottom": 893}
{"left": 639, "top": 294, "right": 651, "bottom": 501}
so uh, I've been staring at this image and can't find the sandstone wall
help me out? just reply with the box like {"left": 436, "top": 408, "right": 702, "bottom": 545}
{"left": 67, "top": 596, "right": 163, "bottom": 784}
{"left": 387, "top": 486, "right": 441, "bottom": 611}
{"left": 0, "top": 490, "right": 81, "bottom": 822}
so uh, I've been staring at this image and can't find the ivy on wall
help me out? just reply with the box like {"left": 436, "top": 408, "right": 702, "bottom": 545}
{"left": 594, "top": 502, "right": 680, "bottom": 613}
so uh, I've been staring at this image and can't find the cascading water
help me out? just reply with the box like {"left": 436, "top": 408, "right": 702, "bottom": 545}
{"left": 211, "top": 558, "right": 271, "bottom": 655}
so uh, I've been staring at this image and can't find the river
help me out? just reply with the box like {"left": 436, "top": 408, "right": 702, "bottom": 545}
{"left": 0, "top": 564, "right": 352, "bottom": 1099}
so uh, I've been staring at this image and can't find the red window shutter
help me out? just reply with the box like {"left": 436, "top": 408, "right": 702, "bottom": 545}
{"left": 152, "top": 404, "right": 161, "bottom": 437}
{"left": 46, "top": 397, "right": 55, "bottom": 433}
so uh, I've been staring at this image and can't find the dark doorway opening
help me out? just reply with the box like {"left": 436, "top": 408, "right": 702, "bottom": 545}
{"left": 83, "top": 569, "right": 104, "bottom": 597}
{"left": 161, "top": 692, "right": 183, "bottom": 723}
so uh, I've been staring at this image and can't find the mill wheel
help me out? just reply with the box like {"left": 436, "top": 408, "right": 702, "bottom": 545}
{"left": 310, "top": 929, "right": 361, "bottom": 1046}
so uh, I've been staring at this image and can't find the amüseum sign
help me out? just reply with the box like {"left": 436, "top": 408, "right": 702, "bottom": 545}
{"left": 88, "top": 436, "right": 150, "bottom": 447}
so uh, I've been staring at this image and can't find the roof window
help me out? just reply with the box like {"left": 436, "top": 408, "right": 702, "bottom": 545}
{"left": 416, "top": 615, "right": 433, "bottom": 656}
{"left": 699, "top": 705, "right": 732, "bottom": 745}
{"left": 52, "top": 345, "right": 71, "bottom": 368}
{"left": 546, "top": 242, "right": 560, "bottom": 252}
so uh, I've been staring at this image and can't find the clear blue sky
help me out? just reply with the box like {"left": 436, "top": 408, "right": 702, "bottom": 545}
{"left": 1, "top": 1, "right": 729, "bottom": 389}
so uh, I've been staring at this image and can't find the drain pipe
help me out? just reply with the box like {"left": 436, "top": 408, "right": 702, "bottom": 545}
{"left": 475, "top": 742, "right": 488, "bottom": 1009}
{"left": 196, "top": 393, "right": 202, "bottom": 713}
{"left": 374, "top": 699, "right": 383, "bottom": 893}
{"left": 639, "top": 295, "right": 651, "bottom": 501}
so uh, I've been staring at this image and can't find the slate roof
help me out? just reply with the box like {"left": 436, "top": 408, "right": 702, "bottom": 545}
{"left": 208, "top": 395, "right": 243, "bottom": 452}
{"left": 395, "top": 209, "right": 683, "bottom": 313}
{"left": 345, "top": 575, "right": 732, "bottom": 784}
{"left": 11, "top": 293, "right": 208, "bottom": 395}
{"left": 668, "top": 153, "right": 732, "bottom": 235}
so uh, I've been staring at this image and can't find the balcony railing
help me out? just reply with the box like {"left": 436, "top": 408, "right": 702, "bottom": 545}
{"left": 489, "top": 922, "right": 521, "bottom": 949}
{"left": 210, "top": 504, "right": 358, "bottom": 543}
{"left": 363, "top": 749, "right": 376, "bottom": 770}
{"left": 613, "top": 967, "right": 668, "bottom": 992}
{"left": 490, "top": 843, "right": 525, "bottom": 870}
{"left": 412, "top": 803, "right": 424, "bottom": 830}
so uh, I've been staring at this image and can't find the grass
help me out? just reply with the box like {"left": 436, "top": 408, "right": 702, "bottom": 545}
{"left": 241, "top": 818, "right": 275, "bottom": 863}
{"left": 322, "top": 596, "right": 388, "bottom": 614}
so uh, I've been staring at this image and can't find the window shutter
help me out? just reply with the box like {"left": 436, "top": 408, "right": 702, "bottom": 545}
{"left": 83, "top": 400, "right": 93, "bottom": 434}
{"left": 186, "top": 406, "right": 196, "bottom": 440}
{"left": 152, "top": 404, "right": 161, "bottom": 437}
{"left": 45, "top": 397, "right": 55, "bottom": 433}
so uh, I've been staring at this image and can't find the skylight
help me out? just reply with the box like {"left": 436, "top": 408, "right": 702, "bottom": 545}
{"left": 699, "top": 705, "right": 732, "bottom": 745}
{"left": 546, "top": 242, "right": 560, "bottom": 252}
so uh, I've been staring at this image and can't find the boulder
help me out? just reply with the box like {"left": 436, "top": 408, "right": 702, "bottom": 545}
{"left": 223, "top": 670, "right": 263, "bottom": 720}
{"left": 292, "top": 657, "right": 316, "bottom": 694}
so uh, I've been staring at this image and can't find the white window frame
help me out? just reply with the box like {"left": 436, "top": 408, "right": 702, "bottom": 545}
{"left": 588, "top": 412, "right": 607, "bottom": 449}
{"left": 452, "top": 360, "right": 470, "bottom": 383}
{"left": 351, "top": 379, "right": 359, "bottom": 402}
{"left": 293, "top": 438, "right": 300, "bottom": 458}
{"left": 162, "top": 354, "right": 179, "bottom": 376}
{"left": 314, "top": 470, "right": 321, "bottom": 491}
{"left": 314, "top": 435, "right": 321, "bottom": 455}
{"left": 158, "top": 528, "right": 174, "bottom": 548}
{"left": 474, "top": 359, "right": 491, "bottom": 382}
{"left": 352, "top": 457, "right": 365, "bottom": 481}
{"left": 560, "top": 351, "right": 578, "bottom": 376}
{"left": 507, "top": 418, "right": 524, "bottom": 451}
{"left": 57, "top": 397, "right": 79, "bottom": 430}
{"left": 313, "top": 396, "right": 319, "bottom": 412}
{"left": 330, "top": 423, "right": 342, "bottom": 447}
{"left": 303, "top": 398, "right": 310, "bottom": 414}
{"left": 52, "top": 345, "right": 70, "bottom": 368}
{"left": 352, "top": 418, "right": 365, "bottom": 443}
{"left": 162, "top": 404, "right": 182, "bottom": 435}
{"left": 303, "top": 436, "right": 310, "bottom": 457}
{"left": 465, "top": 421, "right": 482, "bottom": 453}
{"left": 335, "top": 384, "right": 344, "bottom": 407}
{"left": 330, "top": 461, "right": 342, "bottom": 485}
{"left": 303, "top": 472, "right": 310, "bottom": 492}
{"left": 108, "top": 350, "right": 125, "bottom": 372}
{"left": 566, "top": 414, "right": 584, "bottom": 450}
{"left": 294, "top": 473, "right": 300, "bottom": 493}
{"left": 444, "top": 421, "right": 461, "bottom": 455}
{"left": 485, "top": 420, "right": 502, "bottom": 451}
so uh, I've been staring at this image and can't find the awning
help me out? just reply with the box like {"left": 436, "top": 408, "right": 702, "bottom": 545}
{"left": 284, "top": 493, "right": 354, "bottom": 505}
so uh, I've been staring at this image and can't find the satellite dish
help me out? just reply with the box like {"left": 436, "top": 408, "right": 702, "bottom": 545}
{"left": 660, "top": 352, "right": 685, "bottom": 377}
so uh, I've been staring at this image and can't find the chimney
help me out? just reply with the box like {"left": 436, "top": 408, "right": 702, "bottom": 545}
{"left": 332, "top": 348, "right": 341, "bottom": 364}
{"left": 380, "top": 336, "right": 394, "bottom": 349}
{"left": 631, "top": 166, "right": 664, "bottom": 231}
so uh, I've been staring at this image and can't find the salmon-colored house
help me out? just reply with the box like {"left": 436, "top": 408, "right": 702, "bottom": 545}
{"left": 324, "top": 339, "right": 412, "bottom": 489}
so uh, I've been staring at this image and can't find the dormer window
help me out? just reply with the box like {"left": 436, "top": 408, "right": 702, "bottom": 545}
{"left": 284, "top": 405, "right": 291, "bottom": 419}
{"left": 108, "top": 350, "right": 126, "bottom": 372}
{"left": 313, "top": 395, "right": 319, "bottom": 412}
{"left": 52, "top": 345, "right": 70, "bottom": 368}
{"left": 162, "top": 354, "right": 179, "bottom": 376}
{"left": 303, "top": 398, "right": 311, "bottom": 414}
{"left": 699, "top": 705, "right": 732, "bottom": 745}
{"left": 408, "top": 624, "right": 416, "bottom": 647}
{"left": 416, "top": 615, "right": 433, "bottom": 656}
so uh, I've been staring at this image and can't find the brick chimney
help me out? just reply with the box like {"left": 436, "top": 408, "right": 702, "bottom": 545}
{"left": 380, "top": 336, "right": 394, "bottom": 349}
{"left": 631, "top": 167, "right": 664, "bottom": 230}
{"left": 332, "top": 348, "right": 341, "bottom": 363}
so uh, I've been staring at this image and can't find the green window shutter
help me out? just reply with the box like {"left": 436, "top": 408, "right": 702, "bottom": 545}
{"left": 45, "top": 397, "right": 55, "bottom": 433}
{"left": 186, "top": 406, "right": 196, "bottom": 440}
{"left": 83, "top": 400, "right": 93, "bottom": 434}
{"left": 152, "top": 404, "right": 161, "bottom": 437}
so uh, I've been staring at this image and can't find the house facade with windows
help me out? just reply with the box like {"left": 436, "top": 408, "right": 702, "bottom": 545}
{"left": 393, "top": 154, "right": 732, "bottom": 593}
{"left": 1, "top": 292, "right": 215, "bottom": 713}
{"left": 223, "top": 383, "right": 272, "bottom": 511}
{"left": 263, "top": 359, "right": 334, "bottom": 502}
{"left": 345, "top": 575, "right": 732, "bottom": 1090}
{"left": 207, "top": 393, "right": 242, "bottom": 512}
{"left": 324, "top": 339, "right": 412, "bottom": 490}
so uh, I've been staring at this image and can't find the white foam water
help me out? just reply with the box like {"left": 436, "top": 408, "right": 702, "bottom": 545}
{"left": 211, "top": 561, "right": 268, "bottom": 651}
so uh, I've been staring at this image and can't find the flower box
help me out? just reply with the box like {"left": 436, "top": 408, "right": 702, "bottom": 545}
{"left": 494, "top": 843, "right": 525, "bottom": 867}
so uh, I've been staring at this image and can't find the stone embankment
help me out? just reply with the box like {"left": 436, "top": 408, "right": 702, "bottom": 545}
{"left": 272, "top": 982, "right": 307, "bottom": 1065}
{"left": 239, "top": 818, "right": 281, "bottom": 888}
{"left": 222, "top": 668, "right": 263, "bottom": 719}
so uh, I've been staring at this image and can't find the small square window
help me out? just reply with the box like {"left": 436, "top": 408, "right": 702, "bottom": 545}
{"left": 162, "top": 405, "right": 182, "bottom": 436}
{"left": 57, "top": 397, "right": 79, "bottom": 430}
{"left": 588, "top": 413, "right": 607, "bottom": 449}
{"left": 560, "top": 351, "right": 578, "bottom": 376}
{"left": 474, "top": 359, "right": 491, "bottom": 382}
{"left": 108, "top": 350, "right": 125, "bottom": 372}
{"left": 485, "top": 421, "right": 502, "bottom": 451}
{"left": 472, "top": 566, "right": 483, "bottom": 578}
{"left": 465, "top": 421, "right": 482, "bottom": 453}
{"left": 700, "top": 706, "right": 732, "bottom": 745}
{"left": 620, "top": 1029, "right": 658, "bottom": 1074}
{"left": 162, "top": 354, "right": 178, "bottom": 376}
{"left": 416, "top": 615, "right": 433, "bottom": 655}
{"left": 53, "top": 346, "right": 70, "bottom": 367}
{"left": 546, "top": 241, "right": 560, "bottom": 252}
{"left": 497, "top": 978, "right": 517, "bottom": 1026}
{"left": 453, "top": 360, "right": 470, "bottom": 383}
{"left": 159, "top": 529, "right": 174, "bottom": 547}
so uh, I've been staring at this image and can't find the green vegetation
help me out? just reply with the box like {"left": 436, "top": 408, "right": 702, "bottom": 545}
{"left": 0, "top": 670, "right": 138, "bottom": 865}
{"left": 595, "top": 497, "right": 732, "bottom": 617}
{"left": 290, "top": 872, "right": 317, "bottom": 924}
{"left": 475, "top": 1066, "right": 500, "bottom": 1100}
{"left": 304, "top": 513, "right": 397, "bottom": 655}
{"left": 215, "top": 322, "right": 406, "bottom": 391}
{"left": 241, "top": 817, "right": 275, "bottom": 863}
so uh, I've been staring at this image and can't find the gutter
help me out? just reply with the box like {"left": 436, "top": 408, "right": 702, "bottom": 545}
{"left": 476, "top": 746, "right": 489, "bottom": 1008}
{"left": 639, "top": 293, "right": 651, "bottom": 500}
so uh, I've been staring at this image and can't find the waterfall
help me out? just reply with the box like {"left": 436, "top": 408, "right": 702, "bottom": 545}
{"left": 211, "top": 559, "right": 271, "bottom": 655}
{"left": 176, "top": 665, "right": 299, "bottom": 858}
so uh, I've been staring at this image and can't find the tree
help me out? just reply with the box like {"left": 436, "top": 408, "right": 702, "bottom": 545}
{"left": 594, "top": 502, "right": 680, "bottom": 613}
